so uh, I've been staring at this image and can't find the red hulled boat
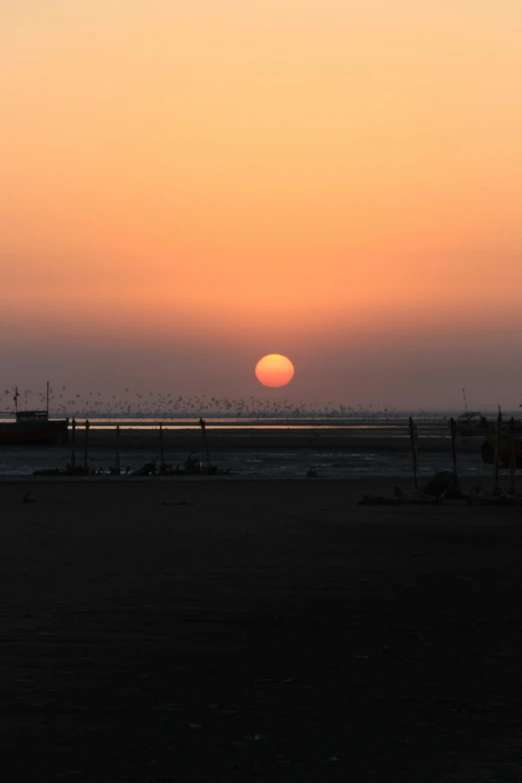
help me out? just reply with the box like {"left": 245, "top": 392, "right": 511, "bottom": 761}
{"left": 0, "top": 410, "right": 69, "bottom": 445}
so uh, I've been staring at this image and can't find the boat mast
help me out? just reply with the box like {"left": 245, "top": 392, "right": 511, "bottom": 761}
{"left": 47, "top": 381, "right": 50, "bottom": 416}
{"left": 462, "top": 388, "right": 468, "bottom": 414}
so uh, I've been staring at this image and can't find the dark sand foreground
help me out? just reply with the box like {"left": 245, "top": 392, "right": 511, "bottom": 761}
{"left": 2, "top": 479, "right": 522, "bottom": 781}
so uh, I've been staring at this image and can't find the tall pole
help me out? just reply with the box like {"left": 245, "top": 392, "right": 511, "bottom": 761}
{"left": 115, "top": 425, "right": 121, "bottom": 474}
{"left": 159, "top": 423, "right": 165, "bottom": 465}
{"left": 71, "top": 419, "right": 76, "bottom": 469}
{"left": 46, "top": 381, "right": 50, "bottom": 416}
{"left": 409, "top": 416, "right": 418, "bottom": 490}
{"left": 84, "top": 419, "right": 90, "bottom": 468}
{"left": 450, "top": 417, "right": 458, "bottom": 476}
{"left": 199, "top": 418, "right": 212, "bottom": 468}
{"left": 493, "top": 410, "right": 502, "bottom": 493}
{"left": 509, "top": 417, "right": 516, "bottom": 495}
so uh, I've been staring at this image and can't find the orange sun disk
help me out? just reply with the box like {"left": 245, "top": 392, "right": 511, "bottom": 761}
{"left": 255, "top": 354, "right": 295, "bottom": 388}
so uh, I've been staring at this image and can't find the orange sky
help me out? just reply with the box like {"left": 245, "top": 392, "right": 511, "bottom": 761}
{"left": 2, "top": 1, "right": 522, "bottom": 408}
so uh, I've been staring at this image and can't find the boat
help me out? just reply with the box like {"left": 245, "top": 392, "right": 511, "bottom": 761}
{"left": 455, "top": 411, "right": 488, "bottom": 436}
{"left": 457, "top": 409, "right": 522, "bottom": 439}
{"left": 480, "top": 428, "right": 522, "bottom": 468}
{"left": 0, "top": 410, "right": 69, "bottom": 445}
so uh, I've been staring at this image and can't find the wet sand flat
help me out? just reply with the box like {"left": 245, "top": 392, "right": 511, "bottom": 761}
{"left": 69, "top": 425, "right": 482, "bottom": 452}
{"left": 1, "top": 479, "right": 522, "bottom": 781}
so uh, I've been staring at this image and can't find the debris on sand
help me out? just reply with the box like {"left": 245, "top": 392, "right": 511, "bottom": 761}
{"left": 423, "top": 470, "right": 461, "bottom": 498}
{"left": 360, "top": 470, "right": 461, "bottom": 505}
{"left": 129, "top": 461, "right": 157, "bottom": 477}
{"left": 360, "top": 470, "right": 522, "bottom": 507}
{"left": 466, "top": 491, "right": 522, "bottom": 506}
{"left": 360, "top": 489, "right": 440, "bottom": 506}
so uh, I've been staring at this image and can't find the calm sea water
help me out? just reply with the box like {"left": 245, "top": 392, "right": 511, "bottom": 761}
{"left": 0, "top": 412, "right": 510, "bottom": 427}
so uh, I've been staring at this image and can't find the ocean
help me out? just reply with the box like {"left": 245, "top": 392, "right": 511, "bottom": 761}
{"left": 0, "top": 413, "right": 501, "bottom": 478}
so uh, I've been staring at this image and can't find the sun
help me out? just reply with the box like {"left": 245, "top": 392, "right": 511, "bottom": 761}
{"left": 255, "top": 354, "right": 295, "bottom": 388}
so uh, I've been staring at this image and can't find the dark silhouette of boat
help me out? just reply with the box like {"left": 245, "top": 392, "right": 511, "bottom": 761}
{"left": 455, "top": 411, "right": 488, "bottom": 436}
{"left": 0, "top": 410, "right": 69, "bottom": 445}
{"left": 481, "top": 426, "right": 522, "bottom": 468}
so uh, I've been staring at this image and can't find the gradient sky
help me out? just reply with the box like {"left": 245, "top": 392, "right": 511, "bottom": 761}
{"left": 2, "top": 1, "right": 522, "bottom": 409}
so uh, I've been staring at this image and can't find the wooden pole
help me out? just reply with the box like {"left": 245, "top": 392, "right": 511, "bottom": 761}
{"left": 159, "top": 423, "right": 165, "bottom": 465}
{"left": 115, "top": 425, "right": 121, "bottom": 473}
{"left": 84, "top": 420, "right": 90, "bottom": 468}
{"left": 71, "top": 419, "right": 76, "bottom": 468}
{"left": 408, "top": 416, "right": 418, "bottom": 490}
{"left": 493, "top": 410, "right": 502, "bottom": 493}
{"left": 509, "top": 417, "right": 516, "bottom": 495}
{"left": 450, "top": 417, "right": 457, "bottom": 476}
{"left": 199, "top": 418, "right": 212, "bottom": 468}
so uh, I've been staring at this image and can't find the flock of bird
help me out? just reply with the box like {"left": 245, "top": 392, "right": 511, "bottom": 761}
{"left": 3, "top": 386, "right": 398, "bottom": 420}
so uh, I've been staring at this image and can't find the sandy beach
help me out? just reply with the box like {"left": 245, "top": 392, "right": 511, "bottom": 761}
{"left": 2, "top": 478, "right": 521, "bottom": 781}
